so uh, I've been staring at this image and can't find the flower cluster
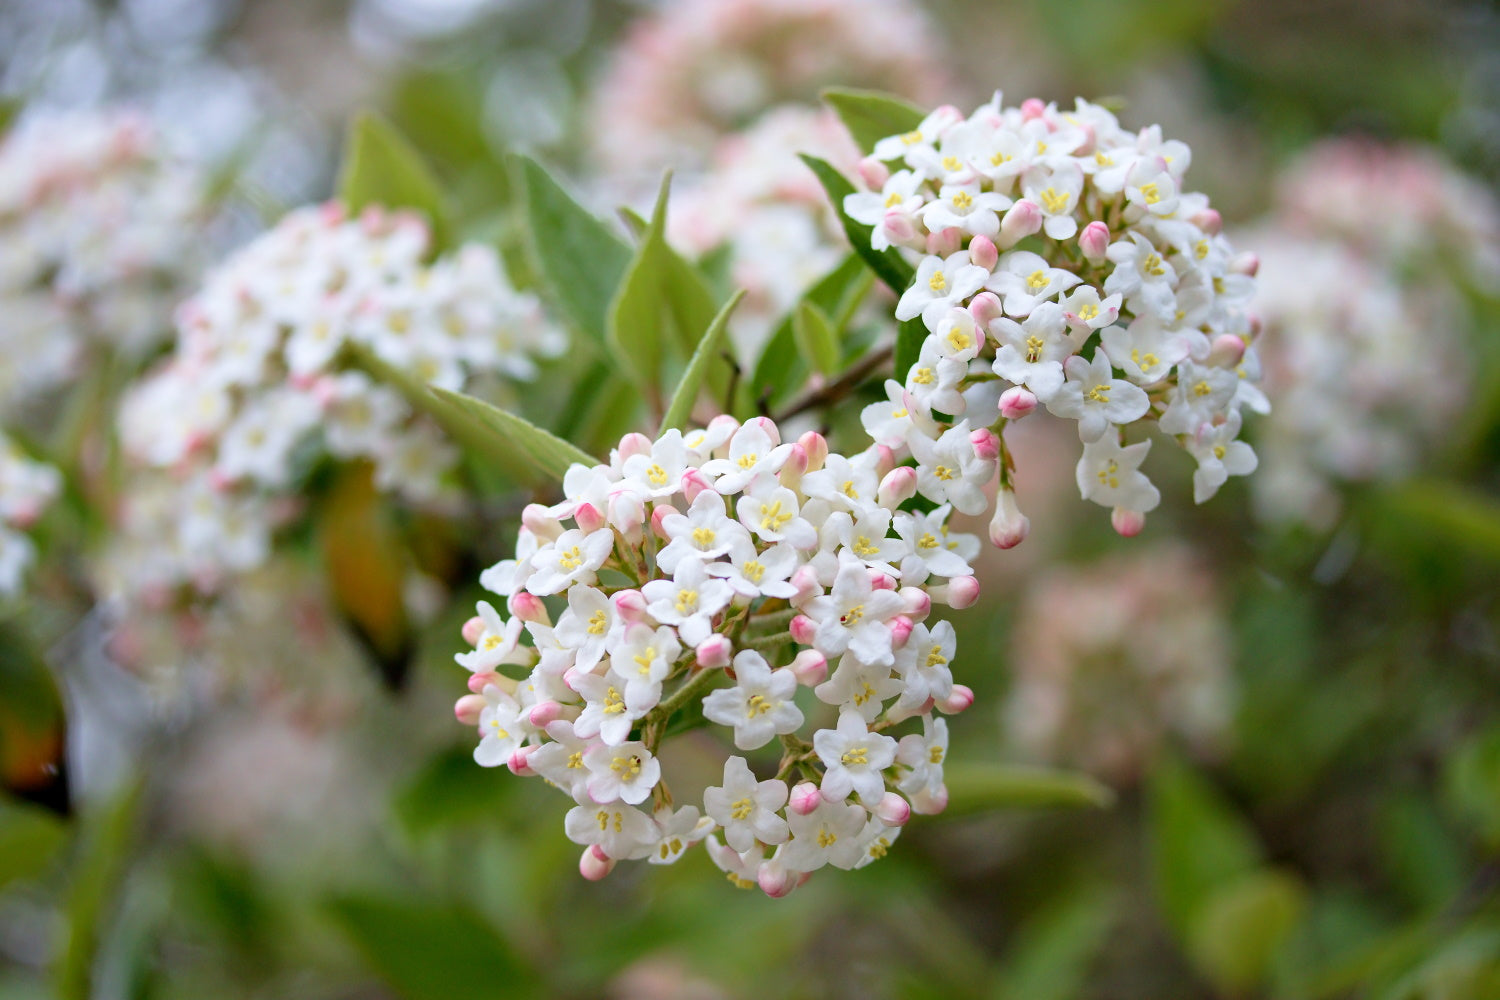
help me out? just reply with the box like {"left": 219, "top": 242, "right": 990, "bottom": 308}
{"left": 1249, "top": 140, "right": 1500, "bottom": 528}
{"left": 108, "top": 201, "right": 563, "bottom": 598}
{"left": 0, "top": 109, "right": 209, "bottom": 408}
{"left": 453, "top": 418, "right": 983, "bottom": 894}
{"left": 1003, "top": 545, "right": 1233, "bottom": 784}
{"left": 589, "top": 0, "right": 948, "bottom": 176}
{"left": 846, "top": 95, "right": 1265, "bottom": 540}
{"left": 0, "top": 434, "right": 61, "bottom": 598}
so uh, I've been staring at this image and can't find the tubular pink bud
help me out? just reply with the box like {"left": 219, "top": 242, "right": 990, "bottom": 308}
{"left": 989, "top": 488, "right": 1030, "bottom": 549}
{"left": 1020, "top": 97, "right": 1046, "bottom": 119}
{"left": 789, "top": 615, "right": 818, "bottom": 645}
{"left": 869, "top": 571, "right": 896, "bottom": 591}
{"left": 798, "top": 431, "right": 828, "bottom": 471}
{"left": 580, "top": 846, "right": 615, "bottom": 881}
{"left": 1079, "top": 220, "right": 1111, "bottom": 264}
{"left": 607, "top": 492, "right": 645, "bottom": 542}
{"left": 466, "top": 671, "right": 500, "bottom": 694}
{"left": 616, "top": 432, "right": 653, "bottom": 462}
{"left": 968, "top": 290, "right": 1003, "bottom": 327}
{"left": 789, "top": 566, "right": 822, "bottom": 605}
{"left": 857, "top": 155, "right": 890, "bottom": 189}
{"left": 574, "top": 502, "right": 605, "bottom": 535}
{"left": 1111, "top": 506, "right": 1147, "bottom": 537}
{"left": 878, "top": 466, "right": 918, "bottom": 508}
{"left": 455, "top": 694, "right": 485, "bottom": 726}
{"left": 911, "top": 785, "right": 949, "bottom": 816}
{"left": 522, "top": 503, "right": 560, "bottom": 539}
{"left": 778, "top": 444, "right": 808, "bottom": 491}
{"left": 650, "top": 505, "right": 673, "bottom": 540}
{"left": 508, "top": 591, "right": 549, "bottom": 625}
{"left": 461, "top": 616, "right": 485, "bottom": 646}
{"left": 937, "top": 684, "right": 975, "bottom": 714}
{"left": 681, "top": 468, "right": 712, "bottom": 503}
{"left": 941, "top": 575, "right": 981, "bottom": 609}
{"left": 612, "top": 589, "right": 648, "bottom": 622}
{"left": 1207, "top": 334, "right": 1247, "bottom": 368}
{"left": 757, "top": 862, "right": 798, "bottom": 898}
{"left": 789, "top": 649, "right": 828, "bottom": 686}
{"left": 874, "top": 445, "right": 897, "bottom": 478}
{"left": 998, "top": 385, "right": 1038, "bottom": 420}
{"left": 890, "top": 616, "right": 915, "bottom": 648}
{"left": 875, "top": 792, "right": 912, "bottom": 827}
{"left": 696, "top": 634, "right": 733, "bottom": 669}
{"left": 969, "top": 428, "right": 1001, "bottom": 462}
{"left": 1190, "top": 208, "right": 1223, "bottom": 235}
{"left": 789, "top": 782, "right": 822, "bottom": 815}
{"left": 508, "top": 745, "right": 540, "bottom": 776}
{"left": 998, "top": 199, "right": 1043, "bottom": 249}
{"left": 882, "top": 210, "right": 917, "bottom": 245}
{"left": 1230, "top": 251, "right": 1259, "bottom": 277}
{"left": 746, "top": 416, "right": 781, "bottom": 446}
{"left": 968, "top": 234, "right": 998, "bottom": 270}
{"left": 528, "top": 701, "right": 564, "bottom": 728}
{"left": 926, "top": 226, "right": 962, "bottom": 257}
{"left": 899, "top": 587, "right": 932, "bottom": 621}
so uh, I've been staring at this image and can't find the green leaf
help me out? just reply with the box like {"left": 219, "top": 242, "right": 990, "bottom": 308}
{"left": 821, "top": 87, "right": 927, "bottom": 154}
{"left": 1147, "top": 753, "right": 1262, "bottom": 938}
{"left": 990, "top": 887, "right": 1121, "bottom": 1000}
{"left": 1445, "top": 723, "right": 1500, "bottom": 850}
{"left": 792, "top": 301, "right": 841, "bottom": 377}
{"left": 326, "top": 893, "right": 540, "bottom": 1000}
{"left": 0, "top": 795, "right": 66, "bottom": 891}
{"left": 894, "top": 316, "right": 928, "bottom": 385}
{"left": 1377, "top": 479, "right": 1500, "bottom": 562}
{"left": 746, "top": 253, "right": 869, "bottom": 413}
{"left": 56, "top": 780, "right": 143, "bottom": 1000}
{"left": 337, "top": 111, "right": 450, "bottom": 250}
{"left": 1186, "top": 869, "right": 1307, "bottom": 995}
{"left": 432, "top": 387, "right": 599, "bottom": 480}
{"left": 940, "top": 763, "right": 1114, "bottom": 817}
{"left": 660, "top": 290, "right": 746, "bottom": 434}
{"left": 799, "top": 154, "right": 915, "bottom": 296}
{"left": 512, "top": 154, "right": 633, "bottom": 347}
{"left": 393, "top": 743, "right": 517, "bottom": 835}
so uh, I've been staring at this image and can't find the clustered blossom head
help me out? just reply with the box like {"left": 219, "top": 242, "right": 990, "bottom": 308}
{"left": 0, "top": 434, "right": 61, "bottom": 598}
{"left": 667, "top": 106, "right": 861, "bottom": 359}
{"left": 847, "top": 94, "right": 1266, "bottom": 542}
{"left": 589, "top": 0, "right": 948, "bottom": 175}
{"left": 1003, "top": 545, "right": 1233, "bottom": 784}
{"left": 1248, "top": 140, "right": 1500, "bottom": 528}
{"left": 453, "top": 418, "right": 983, "bottom": 894}
{"left": 0, "top": 109, "right": 210, "bottom": 407}
{"left": 107, "top": 201, "right": 563, "bottom": 599}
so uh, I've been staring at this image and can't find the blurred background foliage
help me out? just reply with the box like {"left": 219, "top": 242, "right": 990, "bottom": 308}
{"left": 1, "top": 0, "right": 1499, "bottom": 998}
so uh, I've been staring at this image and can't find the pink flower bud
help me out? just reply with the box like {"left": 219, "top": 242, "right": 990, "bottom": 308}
{"left": 969, "top": 290, "right": 1004, "bottom": 327}
{"left": 607, "top": 492, "right": 645, "bottom": 542}
{"left": 454, "top": 694, "right": 485, "bottom": 726}
{"left": 650, "top": 505, "right": 673, "bottom": 540}
{"left": 789, "top": 614, "right": 817, "bottom": 645}
{"left": 745, "top": 416, "right": 781, "bottom": 446}
{"left": 574, "top": 502, "right": 605, "bottom": 535}
{"left": 989, "top": 488, "right": 1030, "bottom": 549}
{"left": 616, "top": 432, "right": 653, "bottom": 462}
{"left": 1190, "top": 208, "right": 1223, "bottom": 235}
{"left": 681, "top": 468, "right": 712, "bottom": 503}
{"left": 999, "top": 385, "right": 1038, "bottom": 420}
{"left": 798, "top": 431, "right": 828, "bottom": 471}
{"left": 926, "top": 226, "right": 962, "bottom": 257}
{"left": 612, "top": 589, "right": 648, "bottom": 622}
{"left": 968, "top": 234, "right": 998, "bottom": 270}
{"left": 508, "top": 592, "right": 549, "bottom": 624}
{"left": 580, "top": 846, "right": 615, "bottom": 881}
{"left": 890, "top": 616, "right": 914, "bottom": 648}
{"left": 696, "top": 634, "right": 733, "bottom": 669}
{"left": 757, "top": 861, "right": 798, "bottom": 898}
{"left": 875, "top": 792, "right": 912, "bottom": 827}
{"left": 869, "top": 571, "right": 896, "bottom": 591}
{"left": 461, "top": 616, "right": 485, "bottom": 646}
{"left": 778, "top": 444, "right": 808, "bottom": 491}
{"left": 874, "top": 445, "right": 897, "bottom": 478}
{"left": 522, "top": 503, "right": 561, "bottom": 539}
{"left": 1079, "top": 220, "right": 1111, "bottom": 264}
{"left": 1230, "top": 251, "right": 1259, "bottom": 277}
{"left": 1207, "top": 334, "right": 1247, "bottom": 368}
{"left": 882, "top": 210, "right": 917, "bottom": 245}
{"left": 969, "top": 428, "right": 1001, "bottom": 462}
{"left": 938, "top": 575, "right": 980, "bottom": 609}
{"left": 308, "top": 374, "right": 340, "bottom": 407}
{"left": 999, "top": 200, "right": 1043, "bottom": 249}
{"left": 1111, "top": 506, "right": 1147, "bottom": 537}
{"left": 937, "top": 684, "right": 975, "bottom": 714}
{"left": 789, "top": 782, "right": 822, "bottom": 815}
{"left": 789, "top": 565, "right": 822, "bottom": 605}
{"left": 911, "top": 785, "right": 949, "bottom": 816}
{"left": 789, "top": 649, "right": 828, "bottom": 686}
{"left": 508, "top": 745, "right": 540, "bottom": 776}
{"left": 857, "top": 155, "right": 890, "bottom": 189}
{"left": 528, "top": 701, "right": 564, "bottom": 728}
{"left": 1021, "top": 97, "right": 1046, "bottom": 119}
{"left": 466, "top": 671, "right": 500, "bottom": 694}
{"left": 878, "top": 466, "right": 918, "bottom": 508}
{"left": 899, "top": 587, "right": 932, "bottom": 620}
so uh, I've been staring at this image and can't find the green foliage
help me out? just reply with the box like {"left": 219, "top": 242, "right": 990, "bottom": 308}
{"left": 940, "top": 763, "right": 1114, "bottom": 816}
{"left": 660, "top": 289, "right": 746, "bottom": 434}
{"left": 394, "top": 743, "right": 518, "bottom": 836}
{"left": 1148, "top": 754, "right": 1260, "bottom": 935}
{"left": 0, "top": 795, "right": 66, "bottom": 891}
{"left": 55, "top": 781, "right": 143, "bottom": 1000}
{"left": 989, "top": 887, "right": 1120, "bottom": 1000}
{"left": 746, "top": 253, "right": 872, "bottom": 413}
{"left": 1187, "top": 869, "right": 1307, "bottom": 994}
{"left": 337, "top": 112, "right": 451, "bottom": 250}
{"left": 820, "top": 87, "right": 927, "bottom": 153}
{"left": 1445, "top": 724, "right": 1500, "bottom": 850}
{"left": 792, "top": 301, "right": 840, "bottom": 378}
{"left": 799, "top": 153, "right": 914, "bottom": 296}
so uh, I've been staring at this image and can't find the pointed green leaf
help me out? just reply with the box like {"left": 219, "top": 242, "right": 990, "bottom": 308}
{"left": 894, "top": 316, "right": 928, "bottom": 385}
{"left": 799, "top": 153, "right": 914, "bottom": 296}
{"left": 793, "top": 301, "right": 841, "bottom": 377}
{"left": 990, "top": 887, "right": 1121, "bottom": 1000}
{"left": 746, "top": 253, "right": 869, "bottom": 413}
{"left": 660, "top": 290, "right": 746, "bottom": 434}
{"left": 512, "top": 154, "right": 633, "bottom": 347}
{"left": 337, "top": 111, "right": 450, "bottom": 249}
{"left": 56, "top": 780, "right": 143, "bottom": 1000}
{"left": 821, "top": 87, "right": 927, "bottom": 153}
{"left": 0, "top": 795, "right": 66, "bottom": 891}
{"left": 940, "top": 763, "right": 1114, "bottom": 817}
{"left": 1187, "top": 869, "right": 1307, "bottom": 994}
{"left": 431, "top": 387, "right": 598, "bottom": 479}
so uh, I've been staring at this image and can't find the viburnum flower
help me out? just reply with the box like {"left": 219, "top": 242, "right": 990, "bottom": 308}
{"left": 843, "top": 93, "right": 1266, "bottom": 536}
{"left": 0, "top": 435, "right": 61, "bottom": 598}
{"left": 452, "top": 419, "right": 982, "bottom": 894}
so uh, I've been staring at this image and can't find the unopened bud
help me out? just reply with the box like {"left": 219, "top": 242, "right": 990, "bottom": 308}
{"left": 937, "top": 575, "right": 980, "bottom": 609}
{"left": 650, "top": 505, "right": 673, "bottom": 540}
{"left": 968, "top": 290, "right": 1003, "bottom": 327}
{"left": 681, "top": 469, "right": 712, "bottom": 503}
{"left": 890, "top": 616, "right": 914, "bottom": 648}
{"left": 999, "top": 200, "right": 1043, "bottom": 249}
{"left": 798, "top": 431, "right": 828, "bottom": 471}
{"left": 989, "top": 488, "right": 1030, "bottom": 549}
{"left": 968, "top": 234, "right": 998, "bottom": 270}
{"left": 455, "top": 694, "right": 485, "bottom": 726}
{"left": 467, "top": 671, "right": 500, "bottom": 694}
{"left": 899, "top": 587, "right": 932, "bottom": 620}
{"left": 1111, "top": 506, "right": 1147, "bottom": 537}
{"left": 875, "top": 792, "right": 912, "bottom": 827}
{"left": 936, "top": 684, "right": 975, "bottom": 714}
{"left": 882, "top": 210, "right": 917, "bottom": 245}
{"left": 857, "top": 156, "right": 890, "bottom": 190}
{"left": 757, "top": 861, "right": 798, "bottom": 898}
{"left": 1190, "top": 208, "right": 1222, "bottom": 235}
{"left": 1207, "top": 334, "right": 1246, "bottom": 368}
{"left": 874, "top": 445, "right": 897, "bottom": 478}
{"left": 969, "top": 428, "right": 1001, "bottom": 462}
{"left": 522, "top": 503, "right": 562, "bottom": 540}
{"left": 508, "top": 591, "right": 549, "bottom": 625}
{"left": 607, "top": 492, "right": 645, "bottom": 542}
{"left": 616, "top": 432, "right": 653, "bottom": 462}
{"left": 789, "top": 782, "right": 822, "bottom": 815}
{"left": 574, "top": 502, "right": 605, "bottom": 535}
{"left": 612, "top": 589, "right": 648, "bottom": 622}
{"left": 789, "top": 614, "right": 818, "bottom": 645}
{"left": 528, "top": 701, "right": 564, "bottom": 728}
{"left": 789, "top": 566, "right": 822, "bottom": 605}
{"left": 461, "top": 616, "right": 485, "bottom": 646}
{"left": 1079, "top": 220, "right": 1111, "bottom": 264}
{"left": 696, "top": 634, "right": 732, "bottom": 669}
{"left": 926, "top": 226, "right": 963, "bottom": 257}
{"left": 869, "top": 571, "right": 896, "bottom": 591}
{"left": 789, "top": 649, "right": 828, "bottom": 686}
{"left": 999, "top": 385, "right": 1038, "bottom": 420}
{"left": 508, "top": 745, "right": 540, "bottom": 776}
{"left": 1230, "top": 251, "right": 1259, "bottom": 277}
{"left": 878, "top": 466, "right": 918, "bottom": 508}
{"left": 911, "top": 785, "right": 949, "bottom": 816}
{"left": 1020, "top": 97, "right": 1046, "bottom": 119}
{"left": 580, "top": 845, "right": 615, "bottom": 881}
{"left": 778, "top": 444, "right": 808, "bottom": 491}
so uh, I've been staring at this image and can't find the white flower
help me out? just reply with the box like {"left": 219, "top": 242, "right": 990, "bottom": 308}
{"left": 989, "top": 301, "right": 1081, "bottom": 401}
{"left": 607, "top": 623, "right": 681, "bottom": 707}
{"left": 649, "top": 805, "right": 715, "bottom": 865}
{"left": 1022, "top": 161, "right": 1084, "bottom": 240}
{"left": 703, "top": 756, "right": 790, "bottom": 853}
{"left": 892, "top": 621, "right": 956, "bottom": 713}
{"left": 904, "top": 338, "right": 969, "bottom": 415}
{"left": 701, "top": 651, "right": 804, "bottom": 750}
{"left": 1076, "top": 435, "right": 1160, "bottom": 513}
{"left": 819, "top": 508, "right": 903, "bottom": 575}
{"left": 553, "top": 585, "right": 623, "bottom": 672}
{"left": 527, "top": 721, "right": 594, "bottom": 802}
{"left": 571, "top": 668, "right": 652, "bottom": 746}
{"left": 815, "top": 655, "right": 902, "bottom": 722}
{"left": 641, "top": 559, "right": 734, "bottom": 647}
{"left": 908, "top": 421, "right": 994, "bottom": 515}
{"left": 781, "top": 797, "right": 868, "bottom": 872}
{"left": 657, "top": 489, "right": 749, "bottom": 573}
{"left": 454, "top": 601, "right": 529, "bottom": 673}
{"left": 1047, "top": 350, "right": 1152, "bottom": 442}
{"left": 892, "top": 506, "right": 975, "bottom": 584}
{"left": 801, "top": 553, "right": 908, "bottom": 666}
{"left": 700, "top": 420, "right": 793, "bottom": 494}
{"left": 474, "top": 686, "right": 530, "bottom": 767}
{"left": 583, "top": 741, "right": 661, "bottom": 805}
{"left": 564, "top": 802, "right": 656, "bottom": 861}
{"left": 527, "top": 527, "right": 617, "bottom": 596}
{"left": 814, "top": 710, "right": 899, "bottom": 803}
{"left": 1187, "top": 412, "right": 1258, "bottom": 503}
{"left": 897, "top": 715, "right": 948, "bottom": 798}
{"left": 1158, "top": 362, "right": 1240, "bottom": 436}
{"left": 861, "top": 379, "right": 918, "bottom": 449}
{"left": 986, "top": 250, "right": 1082, "bottom": 318}
{"left": 896, "top": 251, "right": 990, "bottom": 329}
{"left": 735, "top": 480, "right": 818, "bottom": 549}
{"left": 800, "top": 451, "right": 882, "bottom": 513}
{"left": 920, "top": 182, "right": 1011, "bottom": 238}
{"left": 1104, "top": 233, "right": 1177, "bottom": 320}
{"left": 1099, "top": 315, "right": 1192, "bottom": 386}
{"left": 706, "top": 536, "right": 800, "bottom": 599}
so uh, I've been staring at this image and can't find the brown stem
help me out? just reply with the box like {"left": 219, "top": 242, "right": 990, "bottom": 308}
{"left": 771, "top": 344, "right": 895, "bottom": 423}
